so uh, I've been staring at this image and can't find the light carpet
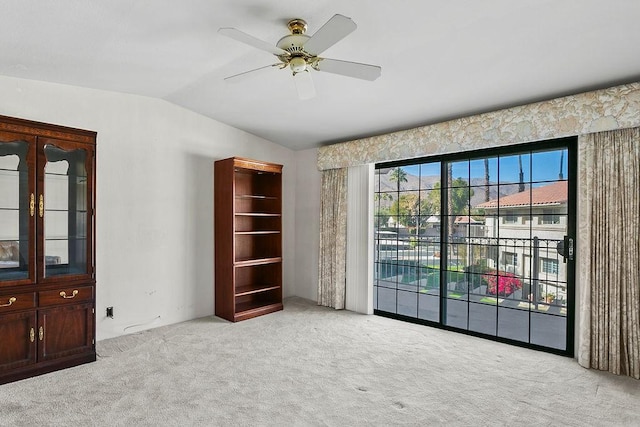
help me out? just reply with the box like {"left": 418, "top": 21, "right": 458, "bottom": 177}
{"left": 1, "top": 297, "right": 638, "bottom": 426}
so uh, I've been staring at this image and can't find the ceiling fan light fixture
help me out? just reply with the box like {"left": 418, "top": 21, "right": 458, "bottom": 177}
{"left": 289, "top": 56, "right": 307, "bottom": 73}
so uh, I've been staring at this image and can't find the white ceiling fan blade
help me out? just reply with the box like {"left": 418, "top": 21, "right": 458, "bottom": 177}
{"left": 303, "top": 14, "right": 357, "bottom": 56}
{"left": 316, "top": 58, "right": 381, "bottom": 81}
{"left": 224, "top": 63, "right": 281, "bottom": 83}
{"left": 218, "top": 27, "right": 289, "bottom": 56}
{"left": 293, "top": 71, "right": 316, "bottom": 100}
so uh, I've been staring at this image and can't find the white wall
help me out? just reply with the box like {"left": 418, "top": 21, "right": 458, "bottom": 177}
{"left": 0, "top": 75, "right": 296, "bottom": 341}
{"left": 293, "top": 148, "right": 321, "bottom": 302}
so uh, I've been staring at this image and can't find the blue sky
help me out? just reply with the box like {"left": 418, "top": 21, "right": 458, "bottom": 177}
{"left": 398, "top": 148, "right": 568, "bottom": 184}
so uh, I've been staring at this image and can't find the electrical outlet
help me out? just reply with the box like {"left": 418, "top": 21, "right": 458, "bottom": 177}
{"left": 106, "top": 306, "right": 114, "bottom": 318}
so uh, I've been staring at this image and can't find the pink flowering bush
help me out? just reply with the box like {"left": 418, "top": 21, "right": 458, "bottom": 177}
{"left": 483, "top": 271, "right": 523, "bottom": 296}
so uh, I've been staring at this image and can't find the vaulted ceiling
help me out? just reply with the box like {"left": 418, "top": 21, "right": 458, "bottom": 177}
{"left": 2, "top": 1, "right": 639, "bottom": 150}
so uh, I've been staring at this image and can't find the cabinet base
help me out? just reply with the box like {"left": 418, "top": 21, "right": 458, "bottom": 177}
{"left": 0, "top": 352, "right": 96, "bottom": 385}
{"left": 216, "top": 302, "right": 283, "bottom": 322}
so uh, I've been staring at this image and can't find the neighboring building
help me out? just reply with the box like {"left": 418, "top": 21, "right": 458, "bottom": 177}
{"left": 475, "top": 180, "right": 568, "bottom": 302}
{"left": 453, "top": 215, "right": 485, "bottom": 238}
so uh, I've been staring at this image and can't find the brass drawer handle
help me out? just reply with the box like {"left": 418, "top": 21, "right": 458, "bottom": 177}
{"left": 39, "top": 194, "right": 44, "bottom": 218}
{"left": 39, "top": 326, "right": 43, "bottom": 341}
{"left": 30, "top": 193, "right": 35, "bottom": 217}
{"left": 0, "top": 297, "right": 17, "bottom": 307}
{"left": 60, "top": 290, "right": 79, "bottom": 299}
{"left": 30, "top": 328, "right": 35, "bottom": 343}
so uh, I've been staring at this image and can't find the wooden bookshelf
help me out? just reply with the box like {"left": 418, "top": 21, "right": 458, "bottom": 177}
{"left": 214, "top": 157, "right": 283, "bottom": 322}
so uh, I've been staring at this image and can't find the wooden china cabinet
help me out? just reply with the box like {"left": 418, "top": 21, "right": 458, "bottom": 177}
{"left": 214, "top": 157, "right": 283, "bottom": 322}
{"left": 0, "top": 115, "right": 96, "bottom": 384}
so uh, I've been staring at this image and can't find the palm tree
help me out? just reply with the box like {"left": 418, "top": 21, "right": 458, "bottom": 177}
{"left": 447, "top": 163, "right": 454, "bottom": 238}
{"left": 518, "top": 155, "right": 525, "bottom": 192}
{"left": 484, "top": 158, "right": 490, "bottom": 202}
{"left": 389, "top": 167, "right": 408, "bottom": 190}
{"left": 558, "top": 151, "right": 564, "bottom": 180}
{"left": 386, "top": 167, "right": 409, "bottom": 230}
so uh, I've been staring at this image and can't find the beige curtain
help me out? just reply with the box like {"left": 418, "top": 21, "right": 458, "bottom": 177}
{"left": 318, "top": 168, "right": 348, "bottom": 309}
{"left": 578, "top": 127, "right": 640, "bottom": 379}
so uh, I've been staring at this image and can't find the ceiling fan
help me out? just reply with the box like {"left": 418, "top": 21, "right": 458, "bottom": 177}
{"left": 218, "top": 14, "right": 382, "bottom": 100}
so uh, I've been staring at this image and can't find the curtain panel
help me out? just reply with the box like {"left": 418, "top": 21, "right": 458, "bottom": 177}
{"left": 578, "top": 128, "right": 640, "bottom": 379}
{"left": 318, "top": 168, "right": 348, "bottom": 309}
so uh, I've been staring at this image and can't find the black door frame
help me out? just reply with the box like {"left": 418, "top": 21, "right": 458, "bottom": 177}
{"left": 374, "top": 136, "right": 577, "bottom": 357}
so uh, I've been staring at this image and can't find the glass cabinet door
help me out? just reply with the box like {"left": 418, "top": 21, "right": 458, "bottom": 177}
{"left": 38, "top": 140, "right": 94, "bottom": 280}
{"left": 0, "top": 132, "right": 36, "bottom": 285}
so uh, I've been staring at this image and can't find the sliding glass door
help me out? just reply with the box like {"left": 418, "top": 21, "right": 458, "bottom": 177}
{"left": 374, "top": 138, "right": 575, "bottom": 354}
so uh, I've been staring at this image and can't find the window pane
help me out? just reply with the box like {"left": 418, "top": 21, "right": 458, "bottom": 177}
{"left": 448, "top": 160, "right": 469, "bottom": 187}
{"left": 466, "top": 272, "right": 488, "bottom": 295}
{"left": 376, "top": 286, "right": 397, "bottom": 313}
{"left": 420, "top": 244, "right": 440, "bottom": 270}
{"left": 418, "top": 265, "right": 440, "bottom": 292}
{"left": 445, "top": 298, "right": 467, "bottom": 329}
{"left": 418, "top": 294, "right": 439, "bottom": 322}
{"left": 532, "top": 149, "right": 568, "bottom": 183}
{"left": 419, "top": 189, "right": 440, "bottom": 217}
{"left": 498, "top": 307, "right": 529, "bottom": 343}
{"left": 397, "top": 290, "right": 418, "bottom": 317}
{"left": 530, "top": 312, "right": 566, "bottom": 350}
{"left": 384, "top": 166, "right": 417, "bottom": 191}
{"left": 398, "top": 266, "right": 419, "bottom": 291}
{"left": 420, "top": 163, "right": 440, "bottom": 185}
{"left": 447, "top": 186, "right": 472, "bottom": 216}
{"left": 499, "top": 153, "right": 531, "bottom": 185}
{"left": 530, "top": 182, "right": 568, "bottom": 214}
{"left": 473, "top": 185, "right": 501, "bottom": 214}
{"left": 470, "top": 157, "right": 498, "bottom": 184}
{"left": 375, "top": 262, "right": 398, "bottom": 289}
{"left": 469, "top": 302, "right": 497, "bottom": 336}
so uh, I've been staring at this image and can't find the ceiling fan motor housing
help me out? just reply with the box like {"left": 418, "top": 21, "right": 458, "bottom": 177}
{"left": 277, "top": 29, "right": 313, "bottom": 74}
{"left": 276, "top": 34, "right": 311, "bottom": 56}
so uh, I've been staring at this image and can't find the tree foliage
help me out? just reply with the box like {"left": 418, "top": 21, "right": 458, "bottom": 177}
{"left": 377, "top": 170, "right": 475, "bottom": 231}
{"left": 389, "top": 167, "right": 408, "bottom": 188}
{"left": 388, "top": 193, "right": 419, "bottom": 228}
{"left": 426, "top": 178, "right": 474, "bottom": 217}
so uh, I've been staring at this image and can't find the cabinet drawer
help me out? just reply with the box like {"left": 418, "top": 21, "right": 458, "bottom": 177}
{"left": 38, "top": 286, "right": 94, "bottom": 307}
{"left": 0, "top": 292, "right": 36, "bottom": 314}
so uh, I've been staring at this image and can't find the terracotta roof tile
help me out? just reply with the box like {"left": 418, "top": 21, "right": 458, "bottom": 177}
{"left": 454, "top": 215, "right": 482, "bottom": 224}
{"left": 476, "top": 181, "right": 567, "bottom": 209}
